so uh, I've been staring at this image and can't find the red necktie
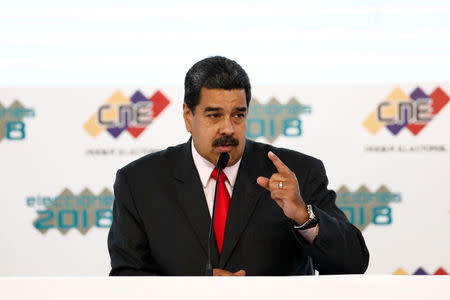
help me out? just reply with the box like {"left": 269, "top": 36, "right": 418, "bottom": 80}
{"left": 211, "top": 167, "right": 230, "bottom": 254}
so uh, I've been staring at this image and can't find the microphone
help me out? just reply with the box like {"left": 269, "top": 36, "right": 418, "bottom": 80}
{"left": 217, "top": 152, "right": 230, "bottom": 170}
{"left": 205, "top": 152, "right": 230, "bottom": 276}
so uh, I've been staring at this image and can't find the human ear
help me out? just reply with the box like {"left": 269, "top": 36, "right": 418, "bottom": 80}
{"left": 183, "top": 103, "right": 193, "bottom": 133}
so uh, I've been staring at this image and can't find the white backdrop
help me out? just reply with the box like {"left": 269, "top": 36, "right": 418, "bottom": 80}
{"left": 0, "top": 84, "right": 448, "bottom": 275}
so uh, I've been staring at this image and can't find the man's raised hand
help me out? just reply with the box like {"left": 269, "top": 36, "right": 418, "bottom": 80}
{"left": 256, "top": 151, "right": 309, "bottom": 224}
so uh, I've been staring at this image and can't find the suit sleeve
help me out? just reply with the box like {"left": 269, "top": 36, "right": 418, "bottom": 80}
{"left": 108, "top": 169, "right": 160, "bottom": 275}
{"left": 293, "top": 159, "right": 370, "bottom": 274}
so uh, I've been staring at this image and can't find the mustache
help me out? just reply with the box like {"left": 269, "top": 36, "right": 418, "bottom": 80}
{"left": 212, "top": 136, "right": 239, "bottom": 147}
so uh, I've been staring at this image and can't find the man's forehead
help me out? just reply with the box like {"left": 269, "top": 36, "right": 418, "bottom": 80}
{"left": 203, "top": 106, "right": 247, "bottom": 112}
{"left": 198, "top": 88, "right": 247, "bottom": 107}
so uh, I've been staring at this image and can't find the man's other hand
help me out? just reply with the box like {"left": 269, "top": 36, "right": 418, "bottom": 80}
{"left": 213, "top": 268, "right": 246, "bottom": 276}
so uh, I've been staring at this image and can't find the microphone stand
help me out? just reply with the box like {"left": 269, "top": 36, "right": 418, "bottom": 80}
{"left": 205, "top": 167, "right": 222, "bottom": 276}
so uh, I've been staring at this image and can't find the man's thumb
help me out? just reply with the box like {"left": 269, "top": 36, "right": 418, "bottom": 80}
{"left": 257, "top": 177, "right": 270, "bottom": 190}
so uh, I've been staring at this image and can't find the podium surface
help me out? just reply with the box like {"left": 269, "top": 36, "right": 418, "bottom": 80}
{"left": 1, "top": 275, "right": 448, "bottom": 300}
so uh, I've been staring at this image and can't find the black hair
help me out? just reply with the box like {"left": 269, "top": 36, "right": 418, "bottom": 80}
{"left": 184, "top": 56, "right": 251, "bottom": 113}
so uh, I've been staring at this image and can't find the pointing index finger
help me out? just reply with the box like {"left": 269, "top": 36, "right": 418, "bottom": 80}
{"left": 268, "top": 151, "right": 291, "bottom": 174}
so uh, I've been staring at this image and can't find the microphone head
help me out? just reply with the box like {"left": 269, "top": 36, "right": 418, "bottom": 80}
{"left": 217, "top": 152, "right": 230, "bottom": 169}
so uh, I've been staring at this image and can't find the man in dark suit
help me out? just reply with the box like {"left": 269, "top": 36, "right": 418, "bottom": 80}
{"left": 108, "top": 56, "right": 369, "bottom": 276}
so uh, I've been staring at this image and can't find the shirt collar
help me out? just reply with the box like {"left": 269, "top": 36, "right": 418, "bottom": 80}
{"left": 191, "top": 140, "right": 241, "bottom": 188}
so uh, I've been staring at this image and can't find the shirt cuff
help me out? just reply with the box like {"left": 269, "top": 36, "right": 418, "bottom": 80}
{"left": 296, "top": 224, "right": 319, "bottom": 244}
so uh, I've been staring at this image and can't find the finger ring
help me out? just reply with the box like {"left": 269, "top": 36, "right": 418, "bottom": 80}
{"left": 278, "top": 181, "right": 284, "bottom": 189}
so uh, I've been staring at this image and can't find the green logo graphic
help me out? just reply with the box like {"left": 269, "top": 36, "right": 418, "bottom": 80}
{"left": 0, "top": 100, "right": 35, "bottom": 142}
{"left": 247, "top": 97, "right": 311, "bottom": 143}
{"left": 27, "top": 188, "right": 114, "bottom": 235}
{"left": 336, "top": 185, "right": 402, "bottom": 231}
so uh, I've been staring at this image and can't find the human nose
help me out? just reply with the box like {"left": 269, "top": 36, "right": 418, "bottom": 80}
{"left": 219, "top": 116, "right": 234, "bottom": 135}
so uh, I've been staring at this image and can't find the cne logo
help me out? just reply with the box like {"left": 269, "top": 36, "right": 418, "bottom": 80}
{"left": 363, "top": 86, "right": 449, "bottom": 135}
{"left": 247, "top": 97, "right": 311, "bottom": 142}
{"left": 27, "top": 188, "right": 114, "bottom": 235}
{"left": 336, "top": 185, "right": 402, "bottom": 231}
{"left": 393, "top": 267, "right": 448, "bottom": 275}
{"left": 0, "top": 100, "right": 35, "bottom": 143}
{"left": 84, "top": 90, "right": 170, "bottom": 138}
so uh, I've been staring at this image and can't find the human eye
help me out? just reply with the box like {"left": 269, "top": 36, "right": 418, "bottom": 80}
{"left": 233, "top": 112, "right": 246, "bottom": 118}
{"left": 207, "top": 113, "right": 220, "bottom": 119}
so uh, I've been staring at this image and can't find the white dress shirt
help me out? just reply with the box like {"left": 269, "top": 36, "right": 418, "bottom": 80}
{"left": 191, "top": 141, "right": 241, "bottom": 216}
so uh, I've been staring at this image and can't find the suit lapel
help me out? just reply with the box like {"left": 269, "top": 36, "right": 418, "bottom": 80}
{"left": 218, "top": 140, "right": 269, "bottom": 268}
{"left": 173, "top": 140, "right": 220, "bottom": 266}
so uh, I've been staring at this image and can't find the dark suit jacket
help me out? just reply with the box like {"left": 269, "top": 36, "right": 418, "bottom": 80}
{"left": 108, "top": 139, "right": 369, "bottom": 275}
